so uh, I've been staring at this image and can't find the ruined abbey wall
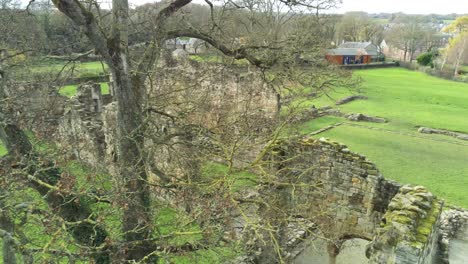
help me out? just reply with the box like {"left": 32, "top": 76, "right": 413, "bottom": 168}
{"left": 148, "top": 61, "right": 278, "bottom": 134}
{"left": 274, "top": 137, "right": 443, "bottom": 264}
{"left": 276, "top": 137, "right": 400, "bottom": 240}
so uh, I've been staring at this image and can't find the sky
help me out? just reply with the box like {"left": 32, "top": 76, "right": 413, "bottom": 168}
{"left": 125, "top": 0, "right": 468, "bottom": 15}
{"left": 329, "top": 0, "right": 468, "bottom": 14}
{"left": 21, "top": 0, "right": 467, "bottom": 15}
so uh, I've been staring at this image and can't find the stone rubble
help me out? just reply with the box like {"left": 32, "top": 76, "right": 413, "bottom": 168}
{"left": 418, "top": 127, "right": 468, "bottom": 141}
{"left": 336, "top": 95, "right": 368, "bottom": 105}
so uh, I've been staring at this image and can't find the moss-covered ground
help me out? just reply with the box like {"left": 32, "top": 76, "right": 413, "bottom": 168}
{"left": 0, "top": 135, "right": 246, "bottom": 263}
{"left": 0, "top": 143, "right": 6, "bottom": 156}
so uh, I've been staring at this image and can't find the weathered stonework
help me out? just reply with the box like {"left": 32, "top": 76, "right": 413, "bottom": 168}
{"left": 418, "top": 127, "right": 468, "bottom": 141}
{"left": 57, "top": 83, "right": 109, "bottom": 167}
{"left": 3, "top": 82, "right": 66, "bottom": 135}
{"left": 346, "top": 113, "right": 387, "bottom": 123}
{"left": 275, "top": 137, "right": 400, "bottom": 240}
{"left": 366, "top": 186, "right": 442, "bottom": 264}
{"left": 148, "top": 60, "right": 278, "bottom": 134}
{"left": 438, "top": 209, "right": 468, "bottom": 264}
{"left": 267, "top": 137, "right": 444, "bottom": 264}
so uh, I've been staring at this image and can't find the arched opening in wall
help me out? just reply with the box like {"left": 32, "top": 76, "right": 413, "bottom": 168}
{"left": 449, "top": 221, "right": 468, "bottom": 264}
{"left": 293, "top": 234, "right": 372, "bottom": 264}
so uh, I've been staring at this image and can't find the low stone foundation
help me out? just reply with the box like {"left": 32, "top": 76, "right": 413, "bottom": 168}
{"left": 418, "top": 127, "right": 468, "bottom": 141}
{"left": 336, "top": 95, "right": 368, "bottom": 105}
{"left": 346, "top": 113, "right": 387, "bottom": 123}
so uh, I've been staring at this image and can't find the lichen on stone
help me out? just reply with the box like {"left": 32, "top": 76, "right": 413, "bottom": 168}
{"left": 368, "top": 185, "right": 443, "bottom": 263}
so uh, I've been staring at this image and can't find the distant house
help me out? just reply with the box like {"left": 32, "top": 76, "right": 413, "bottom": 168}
{"left": 165, "top": 38, "right": 190, "bottom": 50}
{"left": 165, "top": 38, "right": 207, "bottom": 54}
{"left": 326, "top": 42, "right": 379, "bottom": 65}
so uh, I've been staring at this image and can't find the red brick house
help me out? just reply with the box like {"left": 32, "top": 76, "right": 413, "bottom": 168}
{"left": 326, "top": 42, "right": 379, "bottom": 65}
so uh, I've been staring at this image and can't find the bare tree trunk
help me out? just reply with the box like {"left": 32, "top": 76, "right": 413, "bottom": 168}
{"left": 403, "top": 45, "right": 408, "bottom": 62}
{"left": 441, "top": 52, "right": 448, "bottom": 70}
{"left": 108, "top": 0, "right": 154, "bottom": 260}
{"left": 453, "top": 38, "right": 466, "bottom": 77}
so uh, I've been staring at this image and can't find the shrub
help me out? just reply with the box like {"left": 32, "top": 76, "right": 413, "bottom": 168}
{"left": 416, "top": 51, "right": 438, "bottom": 67}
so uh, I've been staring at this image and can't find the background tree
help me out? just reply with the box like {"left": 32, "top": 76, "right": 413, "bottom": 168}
{"left": 440, "top": 16, "right": 468, "bottom": 75}
{"left": 386, "top": 16, "right": 435, "bottom": 62}
{"left": 335, "top": 12, "right": 383, "bottom": 45}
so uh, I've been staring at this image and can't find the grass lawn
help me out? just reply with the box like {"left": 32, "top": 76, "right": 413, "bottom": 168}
{"left": 0, "top": 143, "right": 6, "bottom": 156}
{"left": 13, "top": 58, "right": 108, "bottom": 81}
{"left": 29, "top": 60, "right": 107, "bottom": 74}
{"left": 298, "top": 68, "right": 468, "bottom": 207}
{"left": 60, "top": 82, "right": 110, "bottom": 97}
{"left": 372, "top": 18, "right": 389, "bottom": 24}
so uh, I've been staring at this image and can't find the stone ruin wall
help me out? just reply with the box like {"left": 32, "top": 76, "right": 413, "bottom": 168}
{"left": 438, "top": 209, "right": 468, "bottom": 264}
{"left": 277, "top": 137, "right": 401, "bottom": 240}
{"left": 366, "top": 185, "right": 442, "bottom": 264}
{"left": 148, "top": 61, "right": 278, "bottom": 134}
{"left": 2, "top": 81, "right": 67, "bottom": 136}
{"left": 57, "top": 83, "right": 112, "bottom": 167}
{"left": 51, "top": 85, "right": 445, "bottom": 263}
{"left": 146, "top": 61, "right": 280, "bottom": 170}
{"left": 56, "top": 62, "right": 279, "bottom": 173}
{"left": 275, "top": 137, "right": 443, "bottom": 264}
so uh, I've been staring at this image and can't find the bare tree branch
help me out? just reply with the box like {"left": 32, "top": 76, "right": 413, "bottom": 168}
{"left": 51, "top": 0, "right": 112, "bottom": 64}
{"left": 165, "top": 29, "right": 278, "bottom": 67}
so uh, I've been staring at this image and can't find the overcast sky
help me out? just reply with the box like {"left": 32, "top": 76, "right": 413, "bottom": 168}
{"left": 125, "top": 0, "right": 468, "bottom": 15}
{"left": 23, "top": 0, "right": 466, "bottom": 15}
{"left": 330, "top": 0, "right": 468, "bottom": 14}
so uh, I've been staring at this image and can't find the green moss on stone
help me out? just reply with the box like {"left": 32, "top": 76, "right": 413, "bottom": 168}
{"left": 414, "top": 200, "right": 441, "bottom": 245}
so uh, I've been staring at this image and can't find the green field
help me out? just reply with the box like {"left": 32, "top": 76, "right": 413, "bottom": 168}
{"left": 298, "top": 68, "right": 468, "bottom": 207}
{"left": 0, "top": 143, "right": 6, "bottom": 156}
{"left": 29, "top": 60, "right": 107, "bottom": 75}
{"left": 60, "top": 82, "right": 110, "bottom": 97}
{"left": 13, "top": 59, "right": 108, "bottom": 81}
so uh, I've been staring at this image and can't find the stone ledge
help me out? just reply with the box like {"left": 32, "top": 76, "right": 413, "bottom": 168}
{"left": 367, "top": 185, "right": 443, "bottom": 264}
